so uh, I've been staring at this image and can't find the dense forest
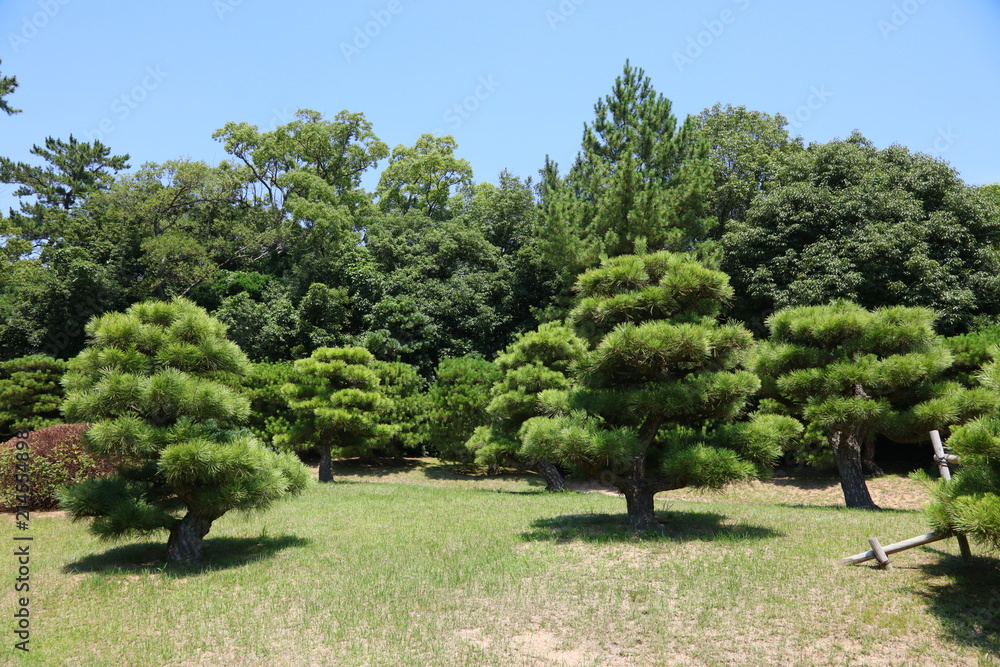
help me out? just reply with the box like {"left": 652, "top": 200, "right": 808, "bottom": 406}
{"left": 3, "top": 60, "right": 1000, "bottom": 547}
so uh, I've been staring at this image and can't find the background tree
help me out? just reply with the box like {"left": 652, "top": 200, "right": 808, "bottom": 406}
{"left": 375, "top": 134, "right": 473, "bottom": 221}
{"left": 241, "top": 361, "right": 298, "bottom": 447}
{"left": 371, "top": 360, "right": 426, "bottom": 457}
{"left": 520, "top": 252, "right": 787, "bottom": 530}
{"left": 535, "top": 62, "right": 715, "bottom": 314}
{"left": 755, "top": 301, "right": 998, "bottom": 510}
{"left": 424, "top": 355, "right": 501, "bottom": 462}
{"left": 926, "top": 357, "right": 1000, "bottom": 550}
{"left": 0, "top": 60, "right": 19, "bottom": 115}
{"left": 722, "top": 133, "right": 1000, "bottom": 334}
{"left": 468, "top": 322, "right": 587, "bottom": 490}
{"left": 0, "top": 354, "right": 66, "bottom": 436}
{"left": 694, "top": 103, "right": 799, "bottom": 229}
{"left": 59, "top": 298, "right": 309, "bottom": 564}
{"left": 277, "top": 346, "right": 389, "bottom": 482}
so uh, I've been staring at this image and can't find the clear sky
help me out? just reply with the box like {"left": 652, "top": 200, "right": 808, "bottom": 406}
{"left": 1, "top": 0, "right": 999, "bottom": 211}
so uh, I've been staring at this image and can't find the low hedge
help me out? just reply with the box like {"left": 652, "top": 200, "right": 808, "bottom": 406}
{"left": 0, "top": 424, "right": 115, "bottom": 511}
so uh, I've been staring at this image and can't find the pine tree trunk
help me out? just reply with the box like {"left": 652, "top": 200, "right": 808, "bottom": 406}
{"left": 535, "top": 460, "right": 566, "bottom": 492}
{"left": 166, "top": 512, "right": 214, "bottom": 564}
{"left": 623, "top": 485, "right": 659, "bottom": 531}
{"left": 861, "top": 436, "right": 884, "bottom": 476}
{"left": 832, "top": 431, "right": 880, "bottom": 510}
{"left": 318, "top": 445, "right": 333, "bottom": 483}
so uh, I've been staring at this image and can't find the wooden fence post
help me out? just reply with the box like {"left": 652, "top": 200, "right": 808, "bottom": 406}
{"left": 929, "top": 430, "right": 973, "bottom": 561}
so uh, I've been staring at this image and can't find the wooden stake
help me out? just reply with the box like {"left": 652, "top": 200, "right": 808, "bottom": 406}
{"left": 929, "top": 430, "right": 973, "bottom": 562}
{"left": 868, "top": 537, "right": 892, "bottom": 569}
{"left": 839, "top": 532, "right": 947, "bottom": 565}
{"left": 930, "top": 430, "right": 953, "bottom": 481}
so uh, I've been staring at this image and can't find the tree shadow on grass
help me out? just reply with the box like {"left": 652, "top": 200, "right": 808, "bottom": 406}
{"left": 914, "top": 549, "right": 1000, "bottom": 659}
{"left": 521, "top": 510, "right": 784, "bottom": 544}
{"left": 62, "top": 533, "right": 312, "bottom": 577}
{"left": 330, "top": 456, "right": 427, "bottom": 478}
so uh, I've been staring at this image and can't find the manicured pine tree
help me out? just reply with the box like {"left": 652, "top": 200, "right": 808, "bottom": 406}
{"left": 59, "top": 298, "right": 309, "bottom": 564}
{"left": 277, "top": 346, "right": 389, "bottom": 482}
{"left": 371, "top": 359, "right": 426, "bottom": 458}
{"left": 755, "top": 301, "right": 998, "bottom": 510}
{"left": 926, "top": 357, "right": 1000, "bottom": 550}
{"left": 467, "top": 322, "right": 588, "bottom": 491}
{"left": 0, "top": 354, "right": 67, "bottom": 436}
{"left": 520, "top": 252, "right": 793, "bottom": 530}
{"left": 424, "top": 356, "right": 501, "bottom": 463}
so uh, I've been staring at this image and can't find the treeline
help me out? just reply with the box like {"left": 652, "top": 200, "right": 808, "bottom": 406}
{"left": 2, "top": 62, "right": 998, "bottom": 370}
{"left": 3, "top": 62, "right": 1000, "bottom": 534}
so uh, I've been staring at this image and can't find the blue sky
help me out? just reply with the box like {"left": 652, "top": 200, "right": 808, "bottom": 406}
{"left": 1, "top": 0, "right": 999, "bottom": 211}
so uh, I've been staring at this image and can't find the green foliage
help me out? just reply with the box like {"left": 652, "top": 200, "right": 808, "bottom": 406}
{"left": 469, "top": 322, "right": 587, "bottom": 472}
{"left": 371, "top": 360, "right": 426, "bottom": 456}
{"left": 521, "top": 251, "right": 787, "bottom": 529}
{"left": 362, "top": 208, "right": 524, "bottom": 373}
{"left": 241, "top": 361, "right": 298, "bottom": 447}
{"left": 376, "top": 134, "right": 473, "bottom": 220}
{"left": 0, "top": 354, "right": 67, "bottom": 435}
{"left": 943, "top": 325, "right": 1000, "bottom": 387}
{"left": 722, "top": 133, "right": 1000, "bottom": 334}
{"left": 0, "top": 424, "right": 114, "bottom": 511}
{"left": 0, "top": 59, "right": 18, "bottom": 116}
{"left": 694, "top": 103, "right": 801, "bottom": 227}
{"left": 58, "top": 298, "right": 308, "bottom": 562}
{"left": 425, "top": 356, "right": 501, "bottom": 462}
{"left": 927, "top": 410, "right": 1000, "bottom": 550}
{"left": 536, "top": 62, "right": 716, "bottom": 315}
{"left": 278, "top": 346, "right": 390, "bottom": 480}
{"left": 756, "top": 300, "right": 998, "bottom": 508}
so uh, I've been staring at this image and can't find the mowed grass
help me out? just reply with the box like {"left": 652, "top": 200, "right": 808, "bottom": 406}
{"left": 5, "top": 460, "right": 1000, "bottom": 666}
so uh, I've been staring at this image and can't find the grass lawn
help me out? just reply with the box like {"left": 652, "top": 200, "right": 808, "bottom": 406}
{"left": 5, "top": 460, "right": 1000, "bottom": 666}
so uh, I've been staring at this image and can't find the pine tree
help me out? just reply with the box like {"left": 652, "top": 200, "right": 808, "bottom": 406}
{"left": 467, "top": 322, "right": 588, "bottom": 490}
{"left": 425, "top": 356, "right": 501, "bottom": 463}
{"left": 926, "top": 357, "right": 1000, "bottom": 550}
{"left": 520, "top": 252, "right": 793, "bottom": 530}
{"left": 59, "top": 299, "right": 309, "bottom": 564}
{"left": 755, "top": 301, "right": 998, "bottom": 509}
{"left": 277, "top": 347, "right": 389, "bottom": 482}
{"left": 536, "top": 62, "right": 715, "bottom": 309}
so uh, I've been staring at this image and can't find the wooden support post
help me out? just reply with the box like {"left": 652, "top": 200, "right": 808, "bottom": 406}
{"left": 929, "top": 430, "right": 953, "bottom": 481}
{"left": 840, "top": 532, "right": 948, "bottom": 565}
{"left": 929, "top": 430, "right": 973, "bottom": 562}
{"left": 868, "top": 537, "right": 892, "bottom": 569}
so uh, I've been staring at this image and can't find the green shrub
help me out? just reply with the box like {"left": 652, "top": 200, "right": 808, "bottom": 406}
{"left": 0, "top": 354, "right": 67, "bottom": 436}
{"left": 0, "top": 424, "right": 114, "bottom": 511}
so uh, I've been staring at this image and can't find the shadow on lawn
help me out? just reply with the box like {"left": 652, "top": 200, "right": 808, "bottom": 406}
{"left": 521, "top": 509, "right": 783, "bottom": 544}
{"left": 916, "top": 550, "right": 1000, "bottom": 658}
{"left": 63, "top": 533, "right": 311, "bottom": 576}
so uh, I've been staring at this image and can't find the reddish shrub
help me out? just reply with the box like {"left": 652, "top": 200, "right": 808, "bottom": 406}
{"left": 0, "top": 424, "right": 115, "bottom": 511}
